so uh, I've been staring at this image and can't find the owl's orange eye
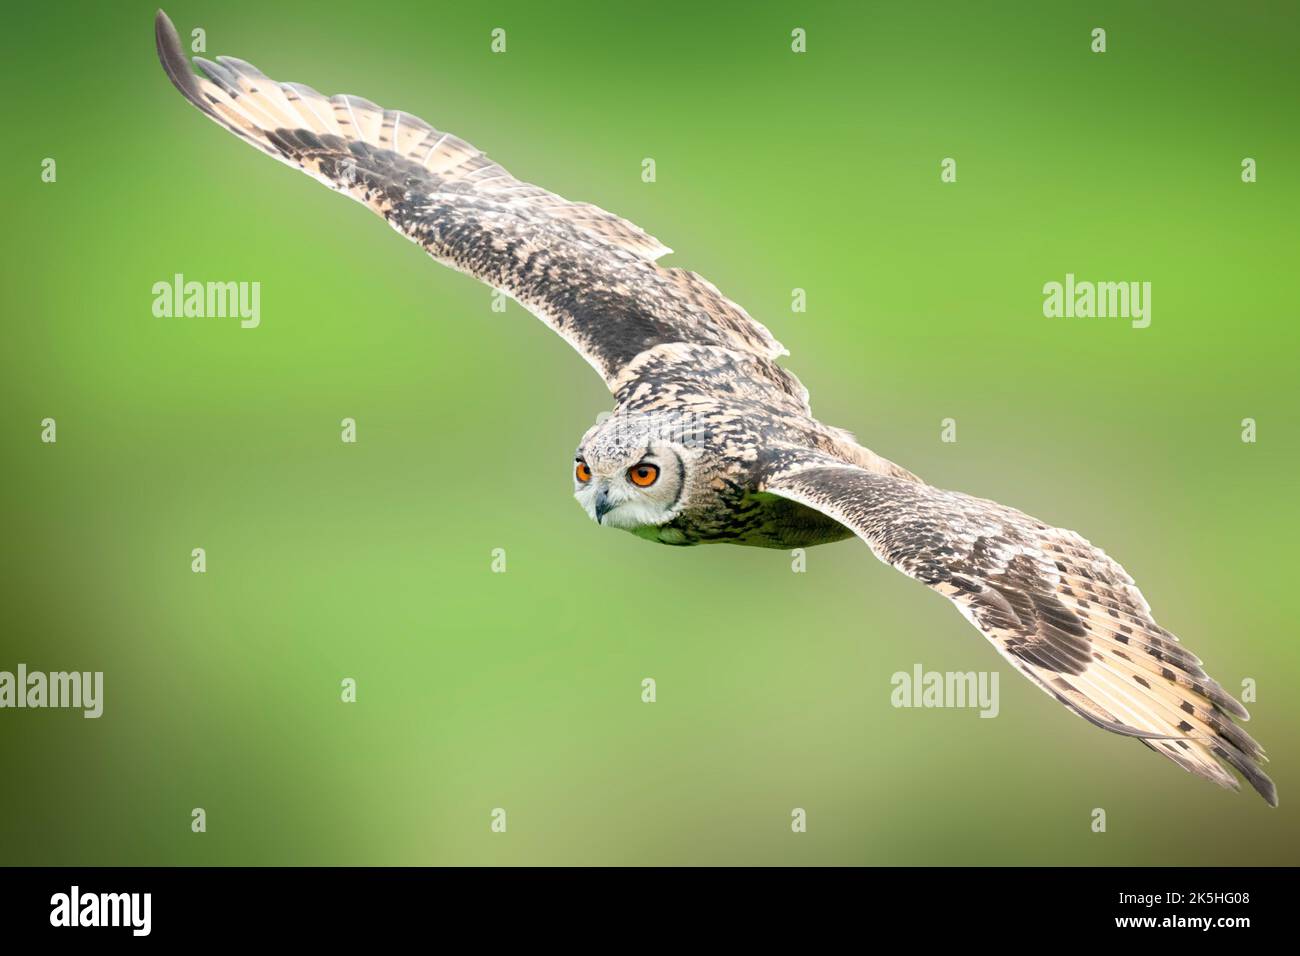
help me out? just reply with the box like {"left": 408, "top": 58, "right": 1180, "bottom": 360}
{"left": 575, "top": 460, "right": 592, "bottom": 483}
{"left": 628, "top": 463, "right": 659, "bottom": 487}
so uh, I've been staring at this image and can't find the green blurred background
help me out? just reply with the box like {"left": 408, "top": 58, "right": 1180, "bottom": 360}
{"left": 2, "top": 1, "right": 1297, "bottom": 865}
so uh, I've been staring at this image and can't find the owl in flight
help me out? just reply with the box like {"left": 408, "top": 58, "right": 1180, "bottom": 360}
{"left": 155, "top": 11, "right": 1274, "bottom": 806}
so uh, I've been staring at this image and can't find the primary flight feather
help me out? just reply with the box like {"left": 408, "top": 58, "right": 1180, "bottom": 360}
{"left": 154, "top": 11, "right": 1275, "bottom": 806}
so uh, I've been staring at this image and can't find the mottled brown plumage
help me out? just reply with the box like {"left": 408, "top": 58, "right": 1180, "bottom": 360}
{"left": 155, "top": 11, "right": 1275, "bottom": 806}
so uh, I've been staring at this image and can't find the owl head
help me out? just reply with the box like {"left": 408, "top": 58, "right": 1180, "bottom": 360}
{"left": 573, "top": 411, "right": 697, "bottom": 530}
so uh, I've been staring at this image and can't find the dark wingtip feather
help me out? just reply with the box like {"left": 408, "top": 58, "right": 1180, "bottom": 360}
{"left": 1251, "top": 772, "right": 1278, "bottom": 808}
{"left": 1213, "top": 741, "right": 1279, "bottom": 807}
{"left": 1253, "top": 769, "right": 1279, "bottom": 808}
{"left": 1240, "top": 760, "right": 1277, "bottom": 808}
{"left": 155, "top": 10, "right": 217, "bottom": 117}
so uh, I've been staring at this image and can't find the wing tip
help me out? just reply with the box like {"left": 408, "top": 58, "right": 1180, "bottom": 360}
{"left": 155, "top": 9, "right": 216, "bottom": 117}
{"left": 1234, "top": 764, "right": 1278, "bottom": 807}
{"left": 1239, "top": 758, "right": 1279, "bottom": 807}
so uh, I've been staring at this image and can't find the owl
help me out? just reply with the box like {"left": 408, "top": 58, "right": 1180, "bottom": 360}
{"left": 155, "top": 11, "right": 1275, "bottom": 806}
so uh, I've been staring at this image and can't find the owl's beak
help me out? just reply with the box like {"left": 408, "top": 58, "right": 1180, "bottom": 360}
{"left": 594, "top": 488, "right": 613, "bottom": 524}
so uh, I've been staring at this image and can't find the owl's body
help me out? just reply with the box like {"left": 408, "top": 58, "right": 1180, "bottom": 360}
{"left": 596, "top": 343, "right": 911, "bottom": 548}
{"left": 154, "top": 12, "right": 1277, "bottom": 807}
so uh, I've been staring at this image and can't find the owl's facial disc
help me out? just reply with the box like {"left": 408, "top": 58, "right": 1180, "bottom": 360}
{"left": 573, "top": 443, "right": 686, "bottom": 530}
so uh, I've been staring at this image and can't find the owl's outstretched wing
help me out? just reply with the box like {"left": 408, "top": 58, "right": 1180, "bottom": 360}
{"left": 154, "top": 11, "right": 784, "bottom": 388}
{"left": 762, "top": 458, "right": 1276, "bottom": 806}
